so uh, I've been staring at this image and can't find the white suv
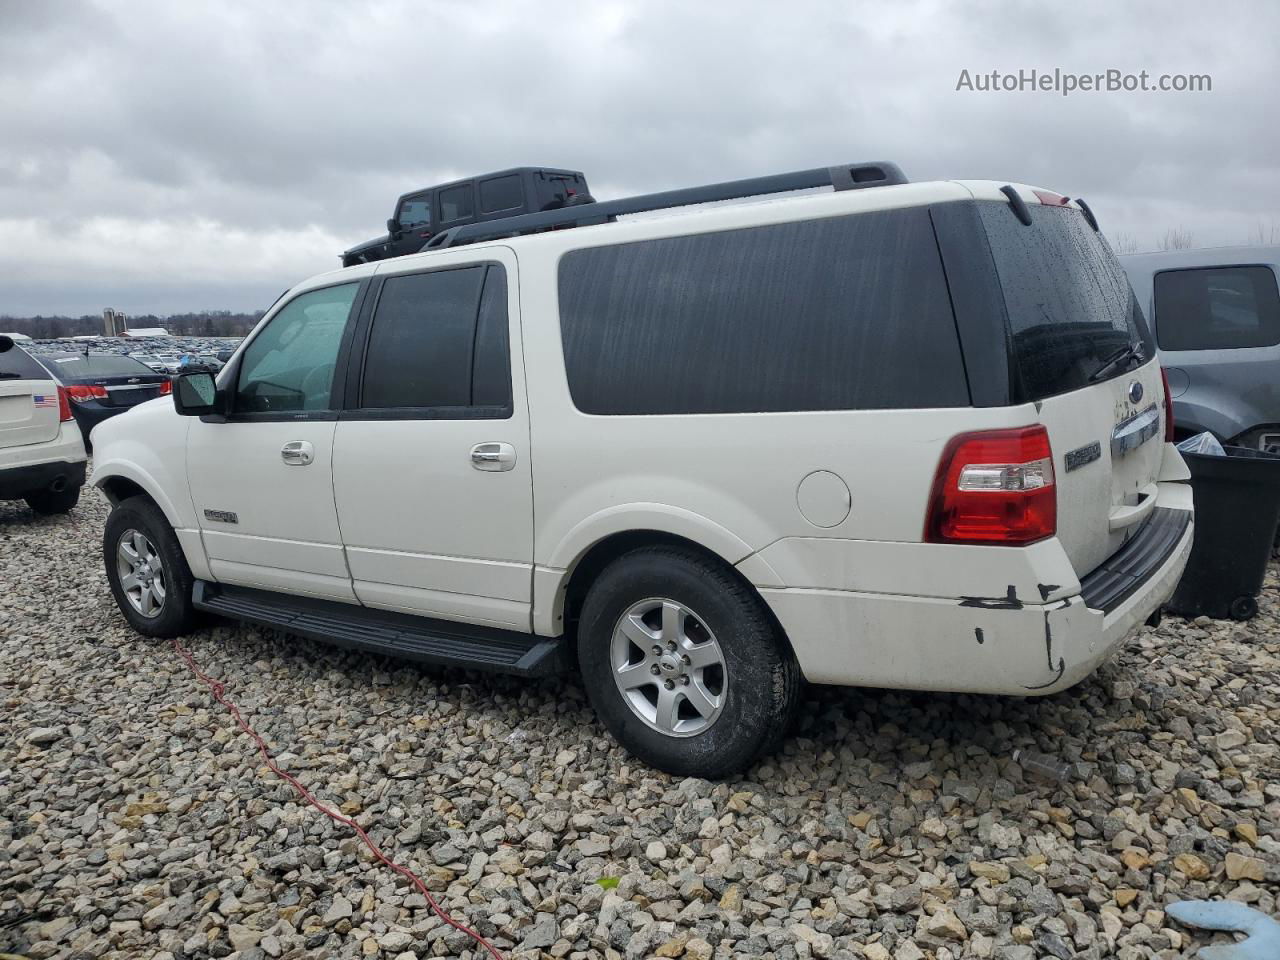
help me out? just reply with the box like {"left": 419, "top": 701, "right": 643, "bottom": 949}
{"left": 0, "top": 336, "right": 86, "bottom": 515}
{"left": 91, "top": 164, "right": 1194, "bottom": 777}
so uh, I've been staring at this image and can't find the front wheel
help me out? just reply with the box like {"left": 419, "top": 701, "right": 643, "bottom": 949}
{"left": 103, "top": 496, "right": 197, "bottom": 638}
{"left": 577, "top": 546, "right": 800, "bottom": 778}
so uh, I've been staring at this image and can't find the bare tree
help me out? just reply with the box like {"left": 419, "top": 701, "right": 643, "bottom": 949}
{"left": 1111, "top": 232, "right": 1140, "bottom": 255}
{"left": 1159, "top": 227, "right": 1194, "bottom": 251}
{"left": 1247, "top": 220, "right": 1280, "bottom": 246}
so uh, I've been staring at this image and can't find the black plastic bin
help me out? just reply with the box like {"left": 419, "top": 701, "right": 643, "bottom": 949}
{"left": 1166, "top": 445, "right": 1280, "bottom": 620}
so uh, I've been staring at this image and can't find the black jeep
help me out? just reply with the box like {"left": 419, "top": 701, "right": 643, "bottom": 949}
{"left": 342, "top": 166, "right": 592, "bottom": 267}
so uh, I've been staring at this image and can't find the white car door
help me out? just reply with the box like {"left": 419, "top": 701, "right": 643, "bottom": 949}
{"left": 187, "top": 280, "right": 366, "bottom": 602}
{"left": 331, "top": 250, "right": 534, "bottom": 630}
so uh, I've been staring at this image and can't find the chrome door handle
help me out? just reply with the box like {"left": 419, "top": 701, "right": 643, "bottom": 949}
{"left": 470, "top": 442, "right": 516, "bottom": 472}
{"left": 281, "top": 440, "right": 314, "bottom": 466}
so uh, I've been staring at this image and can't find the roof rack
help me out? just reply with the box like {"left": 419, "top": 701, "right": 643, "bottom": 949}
{"left": 424, "top": 160, "right": 907, "bottom": 250}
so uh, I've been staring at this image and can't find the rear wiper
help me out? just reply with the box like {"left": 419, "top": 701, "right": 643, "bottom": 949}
{"left": 1088, "top": 341, "right": 1145, "bottom": 383}
{"left": 0, "top": 372, "right": 22, "bottom": 379}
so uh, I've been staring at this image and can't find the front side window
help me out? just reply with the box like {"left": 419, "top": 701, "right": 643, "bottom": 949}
{"left": 235, "top": 283, "right": 358, "bottom": 414}
{"left": 1154, "top": 266, "right": 1280, "bottom": 351}
{"left": 397, "top": 196, "right": 432, "bottom": 229}
{"left": 360, "top": 265, "right": 511, "bottom": 413}
{"left": 438, "top": 184, "right": 474, "bottom": 223}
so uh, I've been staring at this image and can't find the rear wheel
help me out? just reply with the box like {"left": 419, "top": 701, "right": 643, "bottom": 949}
{"left": 103, "top": 496, "right": 197, "bottom": 637}
{"left": 25, "top": 485, "right": 81, "bottom": 515}
{"left": 577, "top": 546, "right": 800, "bottom": 778}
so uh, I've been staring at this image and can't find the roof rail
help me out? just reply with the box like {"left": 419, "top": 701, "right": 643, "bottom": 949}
{"left": 423, "top": 160, "right": 907, "bottom": 250}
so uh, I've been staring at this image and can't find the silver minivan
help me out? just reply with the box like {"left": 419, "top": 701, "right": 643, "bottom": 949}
{"left": 1123, "top": 246, "right": 1280, "bottom": 448}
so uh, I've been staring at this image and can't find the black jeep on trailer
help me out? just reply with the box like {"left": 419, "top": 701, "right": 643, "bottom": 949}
{"left": 342, "top": 166, "right": 592, "bottom": 267}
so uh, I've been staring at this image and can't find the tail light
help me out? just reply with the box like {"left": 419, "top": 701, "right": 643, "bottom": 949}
{"left": 1160, "top": 366, "right": 1175, "bottom": 439}
{"left": 159, "top": 379, "right": 172, "bottom": 396}
{"left": 64, "top": 385, "right": 108, "bottom": 404}
{"left": 925, "top": 426, "right": 1057, "bottom": 545}
{"left": 56, "top": 386, "right": 74, "bottom": 422}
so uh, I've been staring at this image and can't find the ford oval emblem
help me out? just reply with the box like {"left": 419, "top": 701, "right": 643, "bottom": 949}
{"left": 1128, "top": 381, "right": 1144, "bottom": 404}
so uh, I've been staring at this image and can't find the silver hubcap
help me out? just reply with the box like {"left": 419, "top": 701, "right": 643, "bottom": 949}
{"left": 116, "top": 529, "right": 166, "bottom": 618}
{"left": 610, "top": 598, "right": 727, "bottom": 737}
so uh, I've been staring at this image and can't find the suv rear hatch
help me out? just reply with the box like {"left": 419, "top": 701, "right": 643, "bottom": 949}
{"left": 976, "top": 193, "right": 1167, "bottom": 579}
{"left": 0, "top": 344, "right": 61, "bottom": 449}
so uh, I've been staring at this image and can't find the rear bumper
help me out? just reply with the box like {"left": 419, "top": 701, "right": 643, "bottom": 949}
{"left": 758, "top": 487, "right": 1194, "bottom": 695}
{"left": 0, "top": 458, "right": 86, "bottom": 500}
{"left": 0, "top": 423, "right": 88, "bottom": 499}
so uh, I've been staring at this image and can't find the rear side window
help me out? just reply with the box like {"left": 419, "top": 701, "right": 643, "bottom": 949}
{"left": 1153, "top": 266, "right": 1280, "bottom": 351}
{"left": 439, "top": 185, "right": 474, "bottom": 223}
{"left": 978, "top": 202, "right": 1151, "bottom": 402}
{"left": 558, "top": 209, "right": 968, "bottom": 415}
{"left": 0, "top": 344, "right": 48, "bottom": 380}
{"left": 479, "top": 175, "right": 523, "bottom": 214}
{"left": 359, "top": 265, "right": 511, "bottom": 414}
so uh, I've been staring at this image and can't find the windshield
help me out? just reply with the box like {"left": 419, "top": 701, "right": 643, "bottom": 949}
{"left": 42, "top": 354, "right": 159, "bottom": 379}
{"left": 979, "top": 201, "right": 1152, "bottom": 402}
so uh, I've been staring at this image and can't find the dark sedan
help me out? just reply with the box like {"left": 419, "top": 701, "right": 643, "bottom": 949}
{"left": 36, "top": 352, "right": 171, "bottom": 449}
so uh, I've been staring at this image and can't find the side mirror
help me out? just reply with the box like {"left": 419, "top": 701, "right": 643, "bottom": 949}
{"left": 0, "top": 335, "right": 13, "bottom": 353}
{"left": 173, "top": 371, "right": 221, "bottom": 417}
{"left": 386, "top": 218, "right": 402, "bottom": 238}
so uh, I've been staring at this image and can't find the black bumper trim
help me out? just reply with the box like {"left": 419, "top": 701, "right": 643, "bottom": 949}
{"left": 1079, "top": 507, "right": 1191, "bottom": 614}
{"left": 0, "top": 459, "right": 86, "bottom": 500}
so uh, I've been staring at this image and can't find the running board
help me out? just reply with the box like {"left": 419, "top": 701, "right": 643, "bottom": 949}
{"left": 192, "top": 581, "right": 567, "bottom": 677}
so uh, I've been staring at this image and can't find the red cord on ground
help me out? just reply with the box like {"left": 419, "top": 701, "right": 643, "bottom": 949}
{"left": 168, "top": 637, "right": 504, "bottom": 960}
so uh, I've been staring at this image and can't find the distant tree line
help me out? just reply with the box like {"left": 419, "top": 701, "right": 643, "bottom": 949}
{"left": 0, "top": 310, "right": 264, "bottom": 339}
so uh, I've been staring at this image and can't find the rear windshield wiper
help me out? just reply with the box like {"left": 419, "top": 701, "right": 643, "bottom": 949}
{"left": 1088, "top": 341, "right": 1145, "bottom": 383}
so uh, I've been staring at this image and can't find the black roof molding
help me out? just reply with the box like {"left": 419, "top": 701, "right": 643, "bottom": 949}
{"left": 424, "top": 161, "right": 908, "bottom": 250}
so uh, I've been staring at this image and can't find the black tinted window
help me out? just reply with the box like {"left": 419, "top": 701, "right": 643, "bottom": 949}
{"left": 472, "top": 267, "right": 512, "bottom": 407}
{"left": 979, "top": 202, "right": 1151, "bottom": 402}
{"left": 558, "top": 209, "right": 967, "bottom": 414}
{"left": 0, "top": 344, "right": 48, "bottom": 380}
{"left": 1154, "top": 266, "right": 1280, "bottom": 351}
{"left": 361, "top": 266, "right": 508, "bottom": 410}
{"left": 41, "top": 354, "right": 156, "bottom": 379}
{"left": 479, "top": 175, "right": 523, "bottom": 214}
{"left": 439, "top": 185, "right": 474, "bottom": 223}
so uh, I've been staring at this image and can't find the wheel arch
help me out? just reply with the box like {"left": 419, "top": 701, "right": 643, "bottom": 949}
{"left": 551, "top": 529, "right": 796, "bottom": 662}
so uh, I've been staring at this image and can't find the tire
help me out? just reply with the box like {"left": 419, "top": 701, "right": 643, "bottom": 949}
{"left": 577, "top": 546, "right": 800, "bottom": 778}
{"left": 25, "top": 484, "right": 81, "bottom": 515}
{"left": 1229, "top": 595, "right": 1259, "bottom": 621}
{"left": 103, "top": 495, "right": 197, "bottom": 638}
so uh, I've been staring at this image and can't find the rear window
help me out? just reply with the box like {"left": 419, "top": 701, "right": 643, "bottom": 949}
{"left": 1153, "top": 266, "right": 1280, "bottom": 351}
{"left": 978, "top": 201, "right": 1151, "bottom": 402}
{"left": 0, "top": 344, "right": 50, "bottom": 380}
{"left": 41, "top": 354, "right": 157, "bottom": 379}
{"left": 558, "top": 208, "right": 969, "bottom": 415}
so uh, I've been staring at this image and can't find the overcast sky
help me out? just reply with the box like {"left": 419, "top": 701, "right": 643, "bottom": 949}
{"left": 1, "top": 0, "right": 1276, "bottom": 317}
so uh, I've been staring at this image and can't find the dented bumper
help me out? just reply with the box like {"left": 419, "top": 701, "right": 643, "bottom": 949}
{"left": 756, "top": 488, "right": 1194, "bottom": 695}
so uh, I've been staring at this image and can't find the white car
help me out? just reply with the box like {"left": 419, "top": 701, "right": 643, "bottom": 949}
{"left": 91, "top": 163, "right": 1194, "bottom": 777}
{"left": 0, "top": 336, "right": 87, "bottom": 514}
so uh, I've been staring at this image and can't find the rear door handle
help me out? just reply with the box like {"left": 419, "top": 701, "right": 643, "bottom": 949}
{"left": 281, "top": 440, "right": 314, "bottom": 466}
{"left": 470, "top": 442, "right": 516, "bottom": 472}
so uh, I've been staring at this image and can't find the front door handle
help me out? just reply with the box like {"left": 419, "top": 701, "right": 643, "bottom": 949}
{"left": 470, "top": 442, "right": 516, "bottom": 472}
{"left": 281, "top": 440, "right": 314, "bottom": 466}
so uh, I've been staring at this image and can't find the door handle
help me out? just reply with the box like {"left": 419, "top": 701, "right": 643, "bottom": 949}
{"left": 470, "top": 442, "right": 516, "bottom": 472}
{"left": 281, "top": 440, "right": 314, "bottom": 466}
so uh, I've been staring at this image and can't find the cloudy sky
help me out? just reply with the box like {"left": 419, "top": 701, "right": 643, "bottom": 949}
{"left": 1, "top": 0, "right": 1276, "bottom": 317}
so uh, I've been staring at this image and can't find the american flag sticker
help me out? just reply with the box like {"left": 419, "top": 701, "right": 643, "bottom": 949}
{"left": 33, "top": 395, "right": 57, "bottom": 408}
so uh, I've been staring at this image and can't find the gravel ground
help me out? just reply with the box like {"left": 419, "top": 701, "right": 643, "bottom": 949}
{"left": 2, "top": 490, "right": 1278, "bottom": 960}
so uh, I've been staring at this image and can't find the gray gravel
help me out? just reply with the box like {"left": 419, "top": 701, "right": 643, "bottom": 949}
{"left": 2, "top": 490, "right": 1278, "bottom": 960}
